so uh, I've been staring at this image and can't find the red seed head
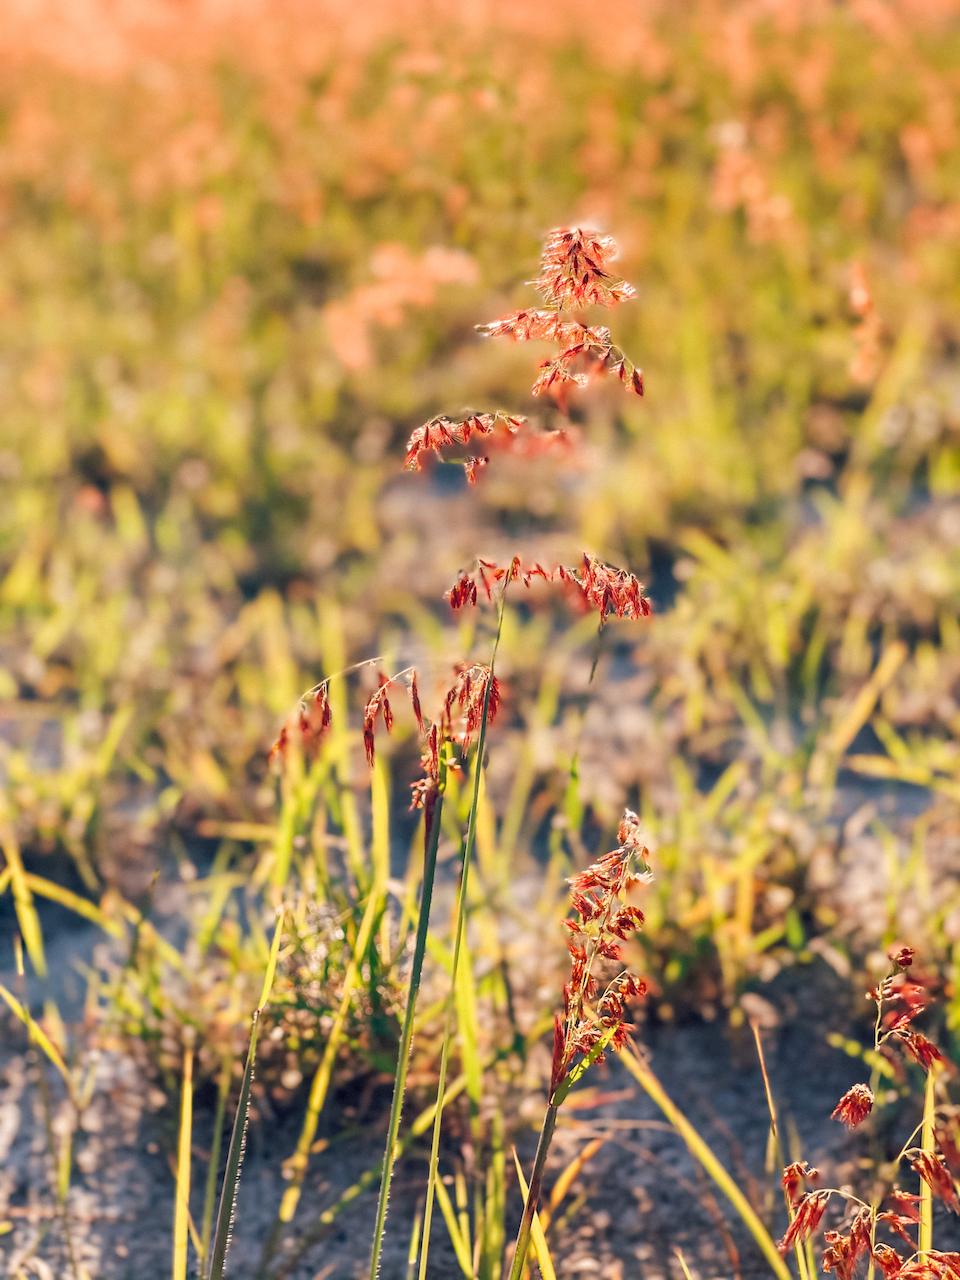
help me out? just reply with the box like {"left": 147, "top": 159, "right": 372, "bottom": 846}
{"left": 830, "top": 1083, "right": 874, "bottom": 1128}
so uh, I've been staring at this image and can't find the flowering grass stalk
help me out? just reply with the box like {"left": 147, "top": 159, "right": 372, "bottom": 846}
{"left": 774, "top": 947, "right": 958, "bottom": 1280}
{"left": 508, "top": 811, "right": 651, "bottom": 1280}
{"left": 368, "top": 730, "right": 448, "bottom": 1279}
{"left": 418, "top": 597, "right": 505, "bottom": 1280}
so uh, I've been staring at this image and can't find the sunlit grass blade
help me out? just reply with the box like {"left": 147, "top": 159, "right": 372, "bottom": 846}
{"left": 0, "top": 981, "right": 72, "bottom": 1092}
{"left": 173, "top": 1028, "right": 195, "bottom": 1280}
{"left": 1, "top": 823, "right": 47, "bottom": 977}
{"left": 512, "top": 1149, "right": 557, "bottom": 1280}
{"left": 435, "top": 1172, "right": 474, "bottom": 1278}
{"left": 420, "top": 600, "right": 504, "bottom": 1280}
{"left": 919, "top": 1062, "right": 937, "bottom": 1255}
{"left": 620, "top": 1041, "right": 791, "bottom": 1280}
{"left": 406, "top": 1201, "right": 424, "bottom": 1280}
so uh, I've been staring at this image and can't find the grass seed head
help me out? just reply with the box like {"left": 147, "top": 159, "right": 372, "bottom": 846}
{"left": 830, "top": 1083, "right": 874, "bottom": 1128}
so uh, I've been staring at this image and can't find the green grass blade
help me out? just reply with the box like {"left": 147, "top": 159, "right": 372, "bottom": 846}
{"left": 201, "top": 1055, "right": 232, "bottom": 1262}
{"left": 207, "top": 1010, "right": 261, "bottom": 1280}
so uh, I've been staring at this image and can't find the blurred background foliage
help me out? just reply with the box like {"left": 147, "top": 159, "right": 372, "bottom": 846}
{"left": 3, "top": 0, "right": 960, "bottom": 1060}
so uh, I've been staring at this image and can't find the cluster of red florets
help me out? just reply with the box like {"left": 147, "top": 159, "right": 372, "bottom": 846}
{"left": 449, "top": 554, "right": 650, "bottom": 626}
{"left": 777, "top": 948, "right": 957, "bottom": 1278}
{"left": 403, "top": 226, "right": 642, "bottom": 481}
{"left": 549, "top": 809, "right": 650, "bottom": 1098}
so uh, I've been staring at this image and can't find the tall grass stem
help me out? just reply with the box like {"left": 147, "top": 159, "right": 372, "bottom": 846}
{"left": 368, "top": 759, "right": 447, "bottom": 1279}
{"left": 418, "top": 595, "right": 505, "bottom": 1280}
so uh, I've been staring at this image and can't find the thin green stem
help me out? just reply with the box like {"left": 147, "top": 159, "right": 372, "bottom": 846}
{"left": 508, "top": 1104, "right": 558, "bottom": 1280}
{"left": 368, "top": 755, "right": 448, "bottom": 1279}
{"left": 419, "top": 593, "right": 506, "bottom": 1280}
{"left": 201, "top": 1054, "right": 232, "bottom": 1263}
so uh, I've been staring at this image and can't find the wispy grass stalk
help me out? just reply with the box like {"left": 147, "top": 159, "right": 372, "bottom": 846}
{"left": 368, "top": 751, "right": 447, "bottom": 1278}
{"left": 417, "top": 596, "right": 505, "bottom": 1280}
{"left": 207, "top": 911, "right": 284, "bottom": 1280}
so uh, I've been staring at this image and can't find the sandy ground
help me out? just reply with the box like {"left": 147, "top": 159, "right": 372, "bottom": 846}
{"left": 3, "top": 951, "right": 957, "bottom": 1280}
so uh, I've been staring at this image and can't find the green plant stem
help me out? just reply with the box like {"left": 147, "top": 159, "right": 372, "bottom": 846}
{"left": 368, "top": 756, "right": 447, "bottom": 1280}
{"left": 201, "top": 1054, "right": 232, "bottom": 1263}
{"left": 508, "top": 1103, "right": 558, "bottom": 1280}
{"left": 419, "top": 595, "right": 505, "bottom": 1280}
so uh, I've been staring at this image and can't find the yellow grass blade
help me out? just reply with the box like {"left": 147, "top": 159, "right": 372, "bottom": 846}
{"left": 621, "top": 1043, "right": 791, "bottom": 1280}
{"left": 0, "top": 823, "right": 47, "bottom": 977}
{"left": 172, "top": 1029, "right": 195, "bottom": 1280}
{"left": 0, "top": 981, "right": 70, "bottom": 1088}
{"left": 435, "top": 1174, "right": 474, "bottom": 1278}
{"left": 512, "top": 1150, "right": 557, "bottom": 1280}
{"left": 259, "top": 909, "right": 285, "bottom": 1010}
{"left": 24, "top": 874, "right": 124, "bottom": 937}
{"left": 539, "top": 1137, "right": 605, "bottom": 1233}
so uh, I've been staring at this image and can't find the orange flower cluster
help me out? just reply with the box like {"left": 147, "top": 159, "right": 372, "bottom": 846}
{"left": 479, "top": 228, "right": 643, "bottom": 405}
{"left": 550, "top": 809, "right": 650, "bottom": 1099}
{"left": 404, "top": 411, "right": 524, "bottom": 479}
{"left": 831, "top": 1083, "right": 875, "bottom": 1129}
{"left": 531, "top": 228, "right": 637, "bottom": 310}
{"left": 448, "top": 554, "right": 650, "bottom": 625}
{"left": 442, "top": 662, "right": 500, "bottom": 751}
{"left": 268, "top": 683, "right": 332, "bottom": 765}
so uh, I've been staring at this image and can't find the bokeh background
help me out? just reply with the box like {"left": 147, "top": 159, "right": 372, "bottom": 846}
{"left": 3, "top": 0, "right": 960, "bottom": 1270}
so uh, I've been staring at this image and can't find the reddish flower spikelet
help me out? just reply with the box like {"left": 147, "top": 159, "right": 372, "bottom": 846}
{"left": 404, "top": 411, "right": 522, "bottom": 475}
{"left": 409, "top": 671, "right": 424, "bottom": 735}
{"left": 888, "top": 1191, "right": 922, "bottom": 1223}
{"left": 443, "top": 663, "right": 500, "bottom": 751}
{"left": 872, "top": 1244, "right": 905, "bottom": 1280}
{"left": 476, "top": 228, "right": 643, "bottom": 405}
{"left": 878, "top": 1211, "right": 918, "bottom": 1248}
{"left": 831, "top": 1083, "right": 874, "bottom": 1128}
{"left": 907, "top": 1150, "right": 960, "bottom": 1212}
{"left": 411, "top": 723, "right": 441, "bottom": 811}
{"left": 779, "top": 1191, "right": 830, "bottom": 1253}
{"left": 936, "top": 1121, "right": 960, "bottom": 1178}
{"left": 269, "top": 682, "right": 333, "bottom": 765}
{"left": 447, "top": 554, "right": 650, "bottom": 625}
{"left": 530, "top": 228, "right": 637, "bottom": 310}
{"left": 823, "top": 1229, "right": 861, "bottom": 1280}
{"left": 896, "top": 1253, "right": 960, "bottom": 1280}
{"left": 363, "top": 676, "right": 394, "bottom": 767}
{"left": 890, "top": 946, "right": 916, "bottom": 968}
{"left": 898, "top": 1031, "right": 943, "bottom": 1072}
{"left": 551, "top": 810, "right": 651, "bottom": 1097}
{"left": 782, "top": 1161, "right": 817, "bottom": 1207}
